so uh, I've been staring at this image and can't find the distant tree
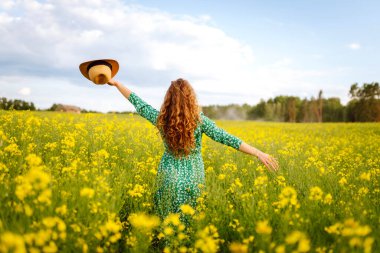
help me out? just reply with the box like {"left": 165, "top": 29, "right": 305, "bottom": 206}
{"left": 286, "top": 97, "right": 297, "bottom": 122}
{"left": 247, "top": 99, "right": 266, "bottom": 120}
{"left": 348, "top": 82, "right": 380, "bottom": 122}
{"left": 317, "top": 90, "right": 323, "bottom": 122}
{"left": 322, "top": 98, "right": 344, "bottom": 122}
{"left": 48, "top": 104, "right": 59, "bottom": 111}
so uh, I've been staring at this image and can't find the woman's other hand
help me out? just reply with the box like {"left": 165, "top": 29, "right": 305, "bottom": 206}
{"left": 238, "top": 142, "right": 279, "bottom": 172}
{"left": 257, "top": 151, "right": 279, "bottom": 172}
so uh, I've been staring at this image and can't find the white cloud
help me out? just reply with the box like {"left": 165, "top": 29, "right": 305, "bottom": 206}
{"left": 347, "top": 43, "right": 361, "bottom": 50}
{"left": 0, "top": 0, "right": 343, "bottom": 111}
{"left": 18, "top": 87, "right": 31, "bottom": 96}
{"left": 273, "top": 57, "right": 293, "bottom": 67}
{"left": 0, "top": 0, "right": 15, "bottom": 10}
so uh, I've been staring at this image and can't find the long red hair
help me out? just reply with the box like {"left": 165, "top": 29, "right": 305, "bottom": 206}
{"left": 157, "top": 78, "right": 201, "bottom": 157}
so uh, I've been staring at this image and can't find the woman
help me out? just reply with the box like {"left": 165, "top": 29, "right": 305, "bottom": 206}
{"left": 108, "top": 78, "right": 279, "bottom": 219}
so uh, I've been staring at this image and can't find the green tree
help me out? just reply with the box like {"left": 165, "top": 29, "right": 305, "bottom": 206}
{"left": 348, "top": 82, "right": 380, "bottom": 122}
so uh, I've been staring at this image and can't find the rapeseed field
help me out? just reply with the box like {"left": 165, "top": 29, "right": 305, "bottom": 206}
{"left": 0, "top": 111, "right": 378, "bottom": 252}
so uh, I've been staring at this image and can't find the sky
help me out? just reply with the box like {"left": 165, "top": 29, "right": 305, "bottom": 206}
{"left": 0, "top": 0, "right": 379, "bottom": 112}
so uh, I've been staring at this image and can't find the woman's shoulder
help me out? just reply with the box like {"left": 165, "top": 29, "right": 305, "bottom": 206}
{"left": 199, "top": 111, "right": 207, "bottom": 122}
{"left": 198, "top": 111, "right": 213, "bottom": 129}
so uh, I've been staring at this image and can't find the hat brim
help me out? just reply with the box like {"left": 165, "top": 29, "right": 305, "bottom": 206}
{"left": 79, "top": 59, "right": 119, "bottom": 80}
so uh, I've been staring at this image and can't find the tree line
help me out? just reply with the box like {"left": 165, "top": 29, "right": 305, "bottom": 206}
{"left": 1, "top": 82, "right": 379, "bottom": 122}
{"left": 202, "top": 82, "right": 380, "bottom": 122}
{"left": 0, "top": 97, "right": 36, "bottom": 111}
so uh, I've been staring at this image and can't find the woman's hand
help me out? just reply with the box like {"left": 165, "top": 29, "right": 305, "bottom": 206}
{"left": 238, "top": 142, "right": 279, "bottom": 172}
{"left": 257, "top": 151, "right": 279, "bottom": 172}
{"left": 107, "top": 79, "right": 120, "bottom": 87}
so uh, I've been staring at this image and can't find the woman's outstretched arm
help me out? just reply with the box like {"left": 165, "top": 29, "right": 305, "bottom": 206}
{"left": 238, "top": 142, "right": 279, "bottom": 172}
{"left": 200, "top": 112, "right": 279, "bottom": 172}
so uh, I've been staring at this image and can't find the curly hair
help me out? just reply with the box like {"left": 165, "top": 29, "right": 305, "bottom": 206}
{"left": 157, "top": 78, "right": 201, "bottom": 157}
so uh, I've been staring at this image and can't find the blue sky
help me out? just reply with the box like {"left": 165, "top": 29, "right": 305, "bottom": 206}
{"left": 0, "top": 0, "right": 379, "bottom": 112}
{"left": 135, "top": 0, "right": 378, "bottom": 77}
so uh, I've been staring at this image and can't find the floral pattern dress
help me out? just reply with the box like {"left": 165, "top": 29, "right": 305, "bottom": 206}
{"left": 128, "top": 92, "right": 242, "bottom": 219}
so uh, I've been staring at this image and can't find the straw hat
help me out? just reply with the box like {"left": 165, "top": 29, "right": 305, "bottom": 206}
{"left": 79, "top": 59, "right": 119, "bottom": 84}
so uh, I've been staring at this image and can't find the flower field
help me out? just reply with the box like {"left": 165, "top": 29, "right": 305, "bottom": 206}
{"left": 0, "top": 110, "right": 379, "bottom": 253}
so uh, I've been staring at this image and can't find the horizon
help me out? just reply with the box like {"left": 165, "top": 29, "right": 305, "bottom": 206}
{"left": 2, "top": 86, "right": 355, "bottom": 112}
{"left": 1, "top": 0, "right": 379, "bottom": 113}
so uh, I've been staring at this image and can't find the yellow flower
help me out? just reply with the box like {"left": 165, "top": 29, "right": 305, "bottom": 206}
{"left": 105, "top": 220, "right": 121, "bottom": 233}
{"left": 25, "top": 154, "right": 43, "bottom": 167}
{"left": 180, "top": 204, "right": 195, "bottom": 215}
{"left": 276, "top": 176, "right": 286, "bottom": 186}
{"left": 298, "top": 238, "right": 311, "bottom": 252}
{"left": 309, "top": 186, "right": 324, "bottom": 201}
{"left": 70, "top": 224, "right": 81, "bottom": 233}
{"left": 195, "top": 225, "right": 221, "bottom": 253}
{"left": 80, "top": 188, "right": 95, "bottom": 198}
{"left": 364, "top": 237, "right": 374, "bottom": 253}
{"left": 255, "top": 220, "right": 272, "bottom": 235}
{"left": 218, "top": 174, "right": 226, "bottom": 180}
{"left": 164, "top": 227, "right": 174, "bottom": 236}
{"left": 242, "top": 236, "right": 254, "bottom": 244}
{"left": 0, "top": 232, "right": 26, "bottom": 253}
{"left": 234, "top": 178, "right": 243, "bottom": 187}
{"left": 15, "top": 158, "right": 51, "bottom": 204}
{"left": 97, "top": 218, "right": 121, "bottom": 242}
{"left": 128, "top": 184, "right": 145, "bottom": 198}
{"left": 285, "top": 230, "right": 305, "bottom": 244}
{"left": 164, "top": 213, "right": 181, "bottom": 226}
{"left": 42, "top": 217, "right": 66, "bottom": 232}
{"left": 178, "top": 232, "right": 187, "bottom": 241}
{"left": 338, "top": 177, "right": 347, "bottom": 185}
{"left": 128, "top": 213, "right": 160, "bottom": 231}
{"left": 254, "top": 176, "right": 268, "bottom": 187}
{"left": 324, "top": 223, "right": 342, "bottom": 235}
{"left": 93, "top": 149, "right": 110, "bottom": 159}
{"left": 229, "top": 242, "right": 248, "bottom": 253}
{"left": 359, "top": 172, "right": 371, "bottom": 181}
{"left": 4, "top": 143, "right": 22, "bottom": 156}
{"left": 126, "top": 235, "right": 137, "bottom": 247}
{"left": 275, "top": 245, "right": 286, "bottom": 253}
{"left": 285, "top": 231, "right": 310, "bottom": 252}
{"left": 273, "top": 186, "right": 299, "bottom": 209}
{"left": 24, "top": 205, "right": 33, "bottom": 217}
{"left": 38, "top": 189, "right": 52, "bottom": 205}
{"left": 179, "top": 246, "right": 188, "bottom": 253}
{"left": 323, "top": 193, "right": 333, "bottom": 204}
{"left": 42, "top": 241, "right": 58, "bottom": 253}
{"left": 358, "top": 187, "right": 369, "bottom": 195}
{"left": 55, "top": 205, "right": 68, "bottom": 216}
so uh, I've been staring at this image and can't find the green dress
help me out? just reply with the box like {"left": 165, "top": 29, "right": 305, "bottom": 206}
{"left": 128, "top": 92, "right": 242, "bottom": 218}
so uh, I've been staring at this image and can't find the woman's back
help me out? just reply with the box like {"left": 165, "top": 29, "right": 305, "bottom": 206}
{"left": 128, "top": 92, "right": 242, "bottom": 156}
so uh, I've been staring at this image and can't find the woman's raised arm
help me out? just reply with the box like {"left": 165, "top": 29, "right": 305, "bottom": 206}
{"left": 108, "top": 79, "right": 132, "bottom": 99}
{"left": 108, "top": 79, "right": 159, "bottom": 126}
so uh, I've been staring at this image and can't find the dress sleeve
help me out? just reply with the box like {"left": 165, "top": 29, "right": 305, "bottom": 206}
{"left": 128, "top": 92, "right": 159, "bottom": 126}
{"left": 200, "top": 112, "right": 242, "bottom": 150}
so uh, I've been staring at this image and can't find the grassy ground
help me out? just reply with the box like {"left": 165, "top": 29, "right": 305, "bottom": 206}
{"left": 0, "top": 110, "right": 379, "bottom": 252}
